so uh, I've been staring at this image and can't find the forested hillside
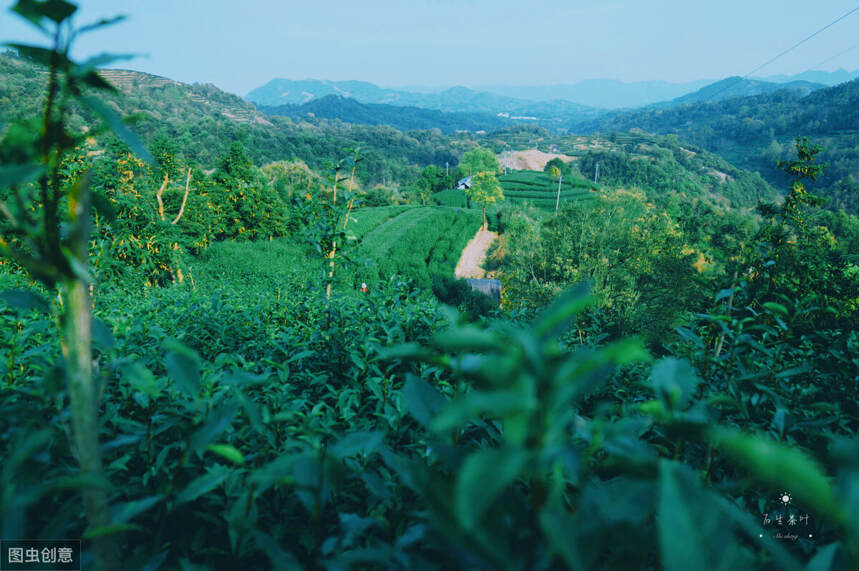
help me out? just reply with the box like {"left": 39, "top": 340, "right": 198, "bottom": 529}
{"left": 259, "top": 94, "right": 514, "bottom": 134}
{"left": 577, "top": 79, "right": 859, "bottom": 212}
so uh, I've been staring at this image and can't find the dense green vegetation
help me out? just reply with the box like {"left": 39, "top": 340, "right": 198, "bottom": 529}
{"left": 2, "top": 3, "right": 859, "bottom": 570}
{"left": 260, "top": 95, "right": 513, "bottom": 134}
{"left": 577, "top": 79, "right": 859, "bottom": 212}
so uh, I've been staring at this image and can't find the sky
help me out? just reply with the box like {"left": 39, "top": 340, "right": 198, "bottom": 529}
{"left": 1, "top": 0, "right": 858, "bottom": 96}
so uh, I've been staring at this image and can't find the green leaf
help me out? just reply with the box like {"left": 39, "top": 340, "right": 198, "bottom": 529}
{"left": 0, "top": 289, "right": 50, "bottom": 313}
{"left": 455, "top": 447, "right": 528, "bottom": 529}
{"left": 330, "top": 431, "right": 385, "bottom": 458}
{"left": 656, "top": 461, "right": 759, "bottom": 571}
{"left": 0, "top": 163, "right": 43, "bottom": 189}
{"left": 111, "top": 495, "right": 163, "bottom": 525}
{"left": 251, "top": 531, "right": 303, "bottom": 571}
{"left": 806, "top": 544, "right": 840, "bottom": 571}
{"left": 712, "top": 428, "right": 843, "bottom": 523}
{"left": 119, "top": 362, "right": 159, "bottom": 397}
{"left": 533, "top": 282, "right": 592, "bottom": 338}
{"left": 4, "top": 43, "right": 71, "bottom": 67}
{"left": 762, "top": 302, "right": 789, "bottom": 316}
{"left": 83, "top": 523, "right": 140, "bottom": 539}
{"left": 12, "top": 0, "right": 76, "bottom": 28}
{"left": 539, "top": 509, "right": 584, "bottom": 570}
{"left": 433, "top": 325, "right": 501, "bottom": 352}
{"left": 402, "top": 374, "right": 445, "bottom": 428}
{"left": 175, "top": 465, "right": 231, "bottom": 505}
{"left": 92, "top": 318, "right": 115, "bottom": 350}
{"left": 432, "top": 389, "right": 534, "bottom": 433}
{"left": 189, "top": 401, "right": 239, "bottom": 456}
{"left": 715, "top": 288, "right": 734, "bottom": 301}
{"left": 76, "top": 16, "right": 127, "bottom": 36}
{"left": 164, "top": 342, "right": 201, "bottom": 399}
{"left": 651, "top": 357, "right": 699, "bottom": 410}
{"left": 206, "top": 444, "right": 245, "bottom": 466}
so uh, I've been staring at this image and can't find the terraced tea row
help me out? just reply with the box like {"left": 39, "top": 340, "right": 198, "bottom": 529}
{"left": 434, "top": 170, "right": 598, "bottom": 210}
{"left": 356, "top": 206, "right": 482, "bottom": 288}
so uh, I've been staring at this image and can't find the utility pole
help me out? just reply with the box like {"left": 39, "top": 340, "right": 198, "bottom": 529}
{"left": 446, "top": 161, "right": 449, "bottom": 177}
{"left": 555, "top": 173, "right": 563, "bottom": 213}
{"left": 594, "top": 161, "right": 600, "bottom": 184}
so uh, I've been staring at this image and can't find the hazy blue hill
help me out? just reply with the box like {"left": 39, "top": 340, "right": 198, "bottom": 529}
{"left": 245, "top": 78, "right": 604, "bottom": 124}
{"left": 258, "top": 95, "right": 514, "bottom": 133}
{"left": 668, "top": 76, "right": 825, "bottom": 105}
{"left": 760, "top": 68, "right": 859, "bottom": 86}
{"left": 247, "top": 78, "right": 404, "bottom": 106}
{"left": 478, "top": 79, "right": 713, "bottom": 108}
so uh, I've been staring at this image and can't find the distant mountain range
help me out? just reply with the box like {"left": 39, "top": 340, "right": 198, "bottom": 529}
{"left": 756, "top": 68, "right": 859, "bottom": 86}
{"left": 247, "top": 69, "right": 855, "bottom": 112}
{"left": 475, "top": 79, "right": 713, "bottom": 108}
{"left": 247, "top": 79, "right": 606, "bottom": 127}
{"left": 666, "top": 77, "right": 824, "bottom": 106}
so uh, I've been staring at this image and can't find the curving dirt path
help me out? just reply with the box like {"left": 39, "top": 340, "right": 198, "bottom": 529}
{"left": 455, "top": 227, "right": 498, "bottom": 279}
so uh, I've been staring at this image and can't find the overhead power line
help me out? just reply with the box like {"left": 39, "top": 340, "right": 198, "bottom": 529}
{"left": 809, "top": 40, "right": 859, "bottom": 69}
{"left": 743, "top": 4, "right": 859, "bottom": 78}
{"left": 702, "top": 4, "right": 859, "bottom": 102}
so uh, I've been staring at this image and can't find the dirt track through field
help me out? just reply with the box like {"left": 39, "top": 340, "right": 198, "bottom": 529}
{"left": 455, "top": 226, "right": 498, "bottom": 279}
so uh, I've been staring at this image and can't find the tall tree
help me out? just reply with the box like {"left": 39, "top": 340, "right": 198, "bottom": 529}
{"left": 466, "top": 171, "right": 504, "bottom": 229}
{"left": 458, "top": 147, "right": 500, "bottom": 177}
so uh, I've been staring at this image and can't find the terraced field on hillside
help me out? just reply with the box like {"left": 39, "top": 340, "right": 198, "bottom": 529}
{"left": 435, "top": 170, "right": 598, "bottom": 210}
{"left": 354, "top": 206, "right": 482, "bottom": 287}
{"left": 193, "top": 206, "right": 481, "bottom": 292}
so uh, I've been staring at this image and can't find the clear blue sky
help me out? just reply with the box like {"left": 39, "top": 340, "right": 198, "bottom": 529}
{"left": 1, "top": 0, "right": 857, "bottom": 95}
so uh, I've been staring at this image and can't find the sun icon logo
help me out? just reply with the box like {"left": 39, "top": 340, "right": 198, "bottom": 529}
{"left": 779, "top": 492, "right": 793, "bottom": 505}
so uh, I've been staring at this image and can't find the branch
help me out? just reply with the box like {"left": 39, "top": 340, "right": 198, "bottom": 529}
{"left": 171, "top": 168, "right": 192, "bottom": 225}
{"left": 156, "top": 172, "right": 168, "bottom": 221}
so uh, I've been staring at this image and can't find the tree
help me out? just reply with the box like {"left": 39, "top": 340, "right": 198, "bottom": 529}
{"left": 544, "top": 157, "right": 567, "bottom": 176}
{"left": 466, "top": 171, "right": 504, "bottom": 229}
{"left": 458, "top": 147, "right": 500, "bottom": 177}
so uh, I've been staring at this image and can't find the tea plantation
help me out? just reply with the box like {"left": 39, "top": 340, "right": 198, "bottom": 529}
{"left": 435, "top": 170, "right": 596, "bottom": 210}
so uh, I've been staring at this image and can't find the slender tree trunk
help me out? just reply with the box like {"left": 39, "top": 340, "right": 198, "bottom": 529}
{"left": 63, "top": 175, "right": 116, "bottom": 570}
{"left": 171, "top": 168, "right": 192, "bottom": 225}
{"left": 156, "top": 173, "right": 168, "bottom": 221}
{"left": 61, "top": 280, "right": 115, "bottom": 570}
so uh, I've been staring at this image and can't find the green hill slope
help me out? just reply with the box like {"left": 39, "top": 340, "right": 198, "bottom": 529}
{"left": 259, "top": 95, "right": 513, "bottom": 134}
{"left": 0, "top": 52, "right": 468, "bottom": 186}
{"left": 576, "top": 79, "right": 859, "bottom": 212}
